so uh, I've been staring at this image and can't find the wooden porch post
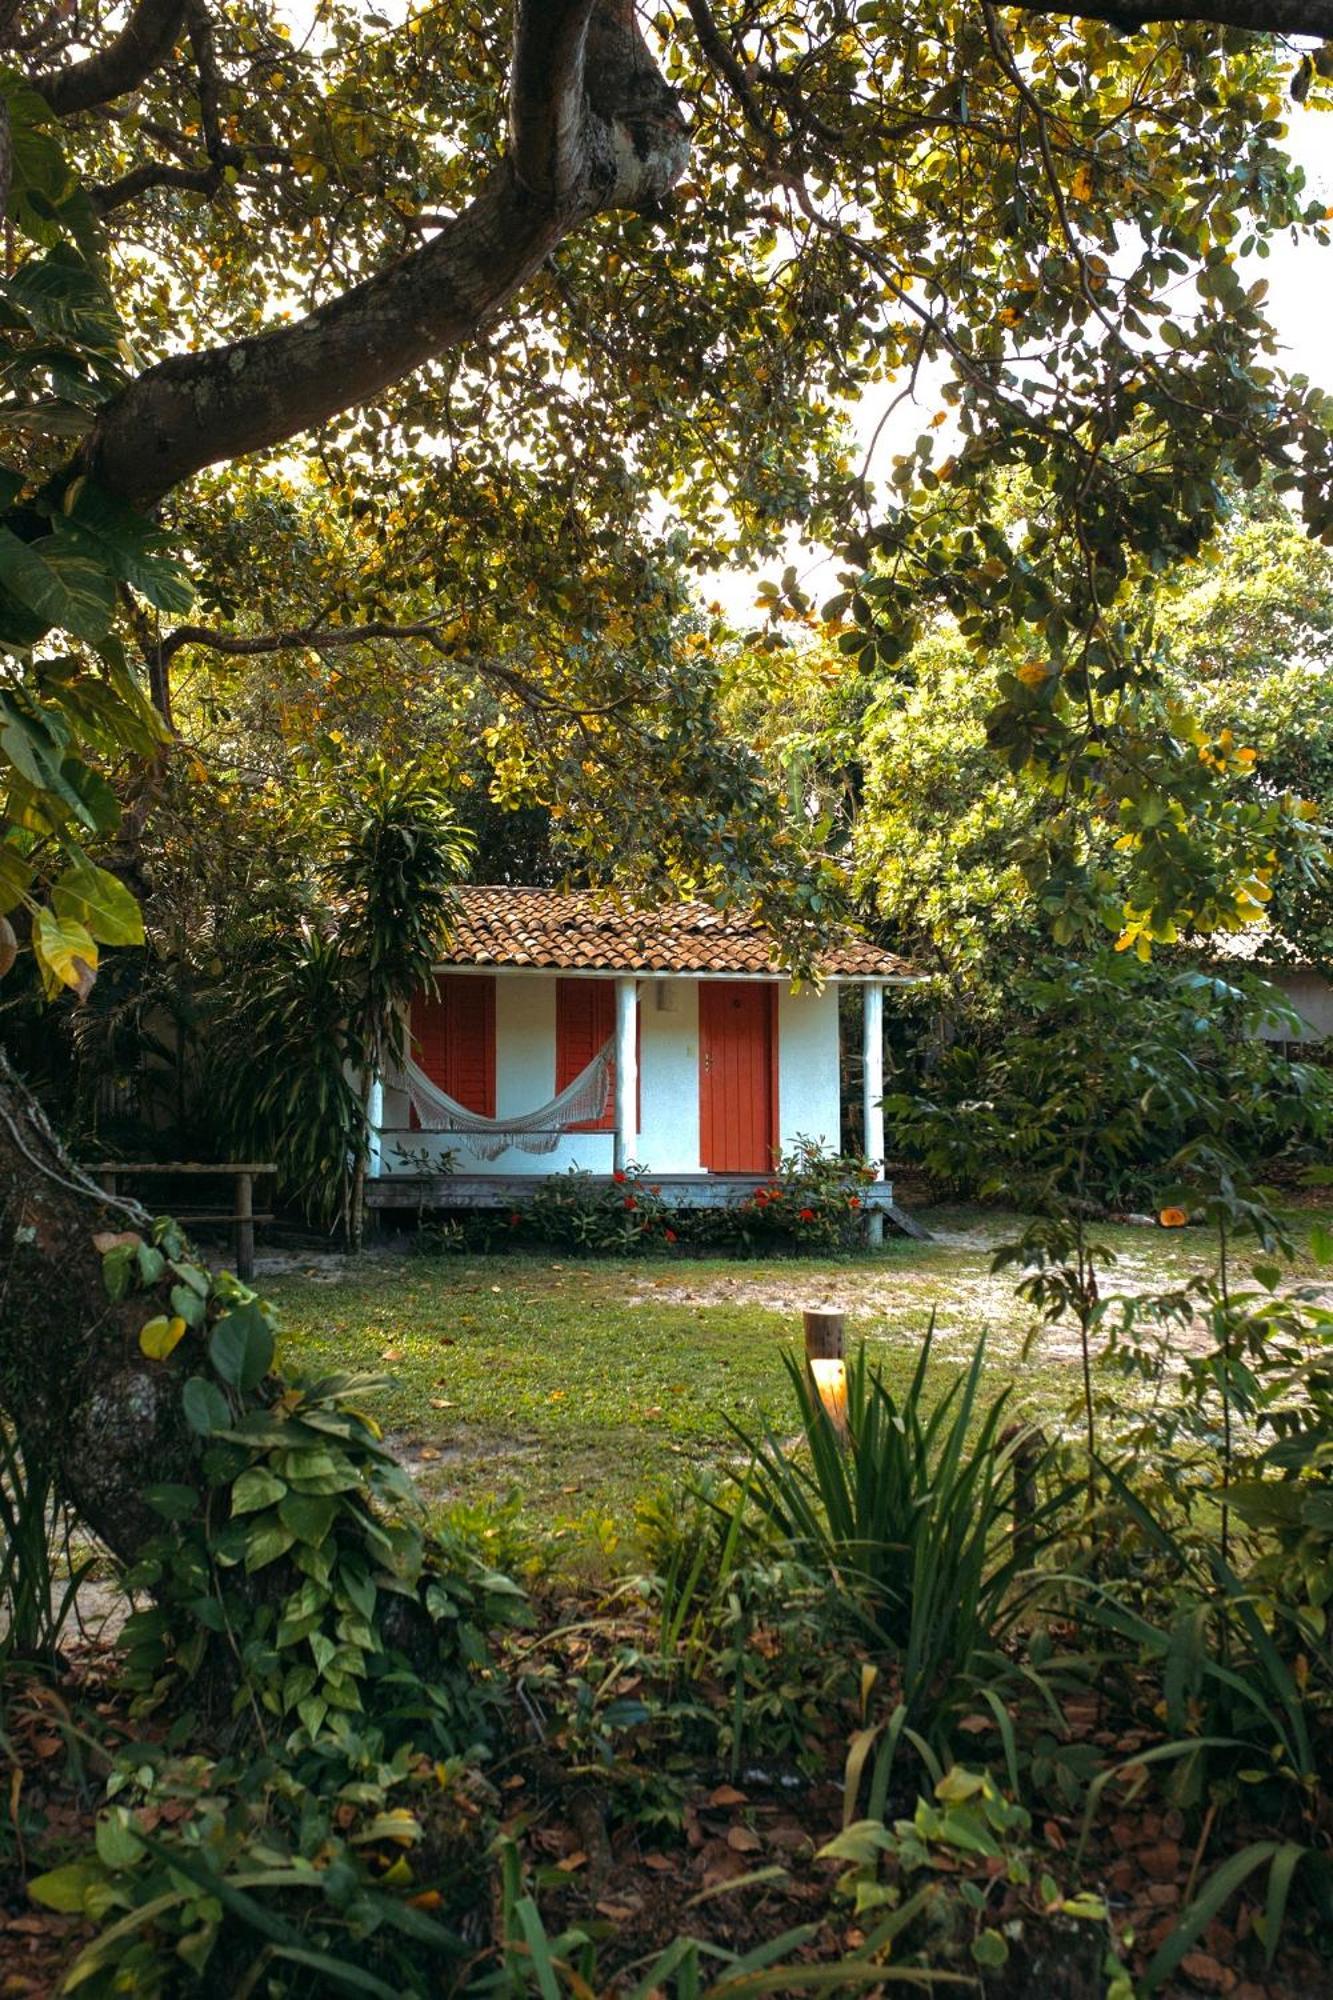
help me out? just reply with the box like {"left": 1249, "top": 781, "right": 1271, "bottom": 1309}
{"left": 613, "top": 976, "right": 638, "bottom": 1173}
{"left": 862, "top": 980, "right": 886, "bottom": 1246}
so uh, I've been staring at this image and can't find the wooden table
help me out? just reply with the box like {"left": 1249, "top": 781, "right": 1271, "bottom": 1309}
{"left": 90, "top": 1162, "right": 276, "bottom": 1280}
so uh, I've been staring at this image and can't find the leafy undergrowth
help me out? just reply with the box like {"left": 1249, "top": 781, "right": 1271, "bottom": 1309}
{"left": 3, "top": 1603, "right": 1330, "bottom": 2000}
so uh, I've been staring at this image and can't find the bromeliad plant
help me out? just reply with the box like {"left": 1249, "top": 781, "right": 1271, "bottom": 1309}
{"left": 728, "top": 1328, "right": 1064, "bottom": 1719}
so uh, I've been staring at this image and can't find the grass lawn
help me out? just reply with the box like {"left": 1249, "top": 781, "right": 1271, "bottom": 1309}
{"left": 263, "top": 1203, "right": 1333, "bottom": 1550}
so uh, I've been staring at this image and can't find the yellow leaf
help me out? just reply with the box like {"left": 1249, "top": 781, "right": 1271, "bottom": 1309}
{"left": 32, "top": 908, "right": 97, "bottom": 1001}
{"left": 140, "top": 1315, "right": 187, "bottom": 1360}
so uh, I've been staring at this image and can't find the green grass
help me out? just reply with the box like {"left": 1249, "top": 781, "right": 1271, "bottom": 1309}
{"left": 263, "top": 1203, "right": 1333, "bottom": 1543}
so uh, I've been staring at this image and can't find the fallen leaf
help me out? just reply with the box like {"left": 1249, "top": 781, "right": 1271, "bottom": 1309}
{"left": 726, "top": 1825, "right": 762, "bottom": 1854}
{"left": 595, "top": 1900, "right": 636, "bottom": 1921}
{"left": 556, "top": 1850, "right": 587, "bottom": 1873}
{"left": 1140, "top": 1839, "right": 1180, "bottom": 1882}
{"left": 92, "top": 1231, "right": 141, "bottom": 1253}
{"left": 1179, "top": 1953, "right": 1233, "bottom": 1994}
{"left": 707, "top": 1785, "right": 747, "bottom": 1808}
{"left": 642, "top": 1853, "right": 675, "bottom": 1873}
{"left": 429, "top": 1398, "right": 456, "bottom": 1410}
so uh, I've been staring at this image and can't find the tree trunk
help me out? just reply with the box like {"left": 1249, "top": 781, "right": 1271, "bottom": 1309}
{"left": 0, "top": 1049, "right": 197, "bottom": 1562}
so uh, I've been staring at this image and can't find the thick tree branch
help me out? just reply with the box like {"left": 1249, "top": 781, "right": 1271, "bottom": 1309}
{"left": 511, "top": 0, "right": 600, "bottom": 199}
{"left": 79, "top": 0, "right": 687, "bottom": 513}
{"left": 1009, "top": 0, "right": 1333, "bottom": 32}
{"left": 33, "top": 0, "right": 188, "bottom": 117}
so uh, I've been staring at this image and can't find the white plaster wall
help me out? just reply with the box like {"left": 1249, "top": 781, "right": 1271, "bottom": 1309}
{"left": 1256, "top": 969, "right": 1333, "bottom": 1042}
{"left": 777, "top": 984, "right": 841, "bottom": 1159}
{"left": 377, "top": 974, "right": 705, "bottom": 1176}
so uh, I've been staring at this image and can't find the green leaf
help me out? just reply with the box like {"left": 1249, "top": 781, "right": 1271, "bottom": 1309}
{"left": 0, "top": 525, "right": 113, "bottom": 642}
{"left": 971, "top": 1930, "right": 1009, "bottom": 1969}
{"left": 245, "top": 1514, "right": 297, "bottom": 1572}
{"left": 141, "top": 1483, "right": 198, "bottom": 1521}
{"left": 0, "top": 845, "right": 33, "bottom": 913}
{"left": 170, "top": 1283, "right": 206, "bottom": 1328}
{"left": 51, "top": 861, "right": 143, "bottom": 945}
{"left": 28, "top": 1859, "right": 103, "bottom": 1912}
{"left": 231, "top": 1466, "right": 287, "bottom": 1515}
{"left": 278, "top": 1491, "right": 337, "bottom": 1546}
{"left": 101, "top": 1242, "right": 136, "bottom": 1302}
{"left": 210, "top": 1302, "right": 275, "bottom": 1391}
{"left": 136, "top": 1242, "right": 165, "bottom": 1287}
{"left": 182, "top": 1376, "right": 230, "bottom": 1435}
{"left": 95, "top": 1812, "right": 144, "bottom": 1871}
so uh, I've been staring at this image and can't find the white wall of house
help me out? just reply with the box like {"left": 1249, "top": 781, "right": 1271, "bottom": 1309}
{"left": 375, "top": 971, "right": 845, "bottom": 1177}
{"left": 777, "top": 983, "right": 841, "bottom": 1158}
{"left": 1254, "top": 968, "right": 1333, "bottom": 1042}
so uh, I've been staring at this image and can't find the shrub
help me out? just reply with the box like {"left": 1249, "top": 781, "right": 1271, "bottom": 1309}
{"left": 729, "top": 1328, "right": 1065, "bottom": 1716}
{"left": 492, "top": 1142, "right": 878, "bottom": 1257}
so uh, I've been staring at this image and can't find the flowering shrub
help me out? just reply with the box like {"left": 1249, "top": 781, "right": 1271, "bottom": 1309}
{"left": 683, "top": 1140, "right": 877, "bottom": 1255}
{"left": 510, "top": 1143, "right": 878, "bottom": 1256}
{"left": 519, "top": 1164, "right": 674, "bottom": 1255}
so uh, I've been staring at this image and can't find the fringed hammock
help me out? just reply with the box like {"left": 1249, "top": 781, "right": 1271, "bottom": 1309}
{"left": 387, "top": 1036, "right": 615, "bottom": 1161}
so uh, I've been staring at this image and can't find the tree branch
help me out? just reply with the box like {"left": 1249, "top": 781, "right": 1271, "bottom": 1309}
{"left": 1009, "top": 0, "right": 1333, "bottom": 33}
{"left": 78, "top": 0, "right": 687, "bottom": 513}
{"left": 511, "top": 0, "right": 600, "bottom": 200}
{"left": 33, "top": 0, "right": 189, "bottom": 117}
{"left": 159, "top": 616, "right": 635, "bottom": 716}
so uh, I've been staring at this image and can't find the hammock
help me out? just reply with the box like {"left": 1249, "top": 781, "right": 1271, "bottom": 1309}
{"left": 388, "top": 1036, "right": 615, "bottom": 1161}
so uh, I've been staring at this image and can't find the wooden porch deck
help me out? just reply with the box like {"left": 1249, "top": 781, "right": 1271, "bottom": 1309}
{"left": 365, "top": 1172, "right": 928, "bottom": 1237}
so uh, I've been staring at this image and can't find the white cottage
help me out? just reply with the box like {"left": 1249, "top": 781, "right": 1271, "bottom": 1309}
{"left": 366, "top": 888, "right": 920, "bottom": 1235}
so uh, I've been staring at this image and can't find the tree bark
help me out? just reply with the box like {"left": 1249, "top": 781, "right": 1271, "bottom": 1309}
{"left": 76, "top": 0, "right": 687, "bottom": 512}
{"left": 0, "top": 1051, "right": 197, "bottom": 1562}
{"left": 32, "top": 0, "right": 190, "bottom": 118}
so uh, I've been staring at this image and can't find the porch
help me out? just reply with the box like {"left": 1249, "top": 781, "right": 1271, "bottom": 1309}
{"left": 364, "top": 1170, "right": 929, "bottom": 1237}
{"left": 365, "top": 887, "right": 923, "bottom": 1233}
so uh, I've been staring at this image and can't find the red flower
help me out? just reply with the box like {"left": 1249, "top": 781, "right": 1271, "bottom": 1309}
{"left": 848, "top": 1195, "right": 861, "bottom": 1210}
{"left": 613, "top": 1169, "right": 627, "bottom": 1184}
{"left": 508, "top": 1211, "right": 522, "bottom": 1226}
{"left": 664, "top": 1228, "right": 677, "bottom": 1244}
{"left": 650, "top": 1185, "right": 662, "bottom": 1196}
{"left": 755, "top": 1189, "right": 770, "bottom": 1206}
{"left": 624, "top": 1195, "right": 638, "bottom": 1210}
{"left": 799, "top": 1207, "right": 816, "bottom": 1223}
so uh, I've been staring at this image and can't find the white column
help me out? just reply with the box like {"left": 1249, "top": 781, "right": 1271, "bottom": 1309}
{"left": 614, "top": 976, "right": 638, "bottom": 1173}
{"left": 367, "top": 1075, "right": 384, "bottom": 1178}
{"left": 862, "top": 982, "right": 885, "bottom": 1179}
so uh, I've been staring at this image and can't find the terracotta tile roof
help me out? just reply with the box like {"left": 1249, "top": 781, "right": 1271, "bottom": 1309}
{"left": 438, "top": 887, "right": 918, "bottom": 979}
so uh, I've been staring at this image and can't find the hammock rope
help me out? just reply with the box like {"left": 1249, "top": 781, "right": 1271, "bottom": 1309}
{"left": 387, "top": 1036, "right": 615, "bottom": 1161}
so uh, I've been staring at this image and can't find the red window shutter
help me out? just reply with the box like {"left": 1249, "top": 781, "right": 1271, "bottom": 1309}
{"left": 410, "top": 975, "right": 495, "bottom": 1118}
{"left": 556, "top": 979, "right": 616, "bottom": 1131}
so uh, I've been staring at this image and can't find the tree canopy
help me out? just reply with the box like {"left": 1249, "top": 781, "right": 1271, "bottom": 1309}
{"left": 5, "top": 0, "right": 1333, "bottom": 988}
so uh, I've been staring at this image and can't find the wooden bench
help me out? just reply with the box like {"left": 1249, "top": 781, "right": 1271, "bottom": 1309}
{"left": 90, "top": 1162, "right": 277, "bottom": 1281}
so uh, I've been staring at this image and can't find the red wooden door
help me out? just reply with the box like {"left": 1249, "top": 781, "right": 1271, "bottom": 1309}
{"left": 699, "top": 982, "right": 776, "bottom": 1172}
{"left": 410, "top": 975, "right": 495, "bottom": 1118}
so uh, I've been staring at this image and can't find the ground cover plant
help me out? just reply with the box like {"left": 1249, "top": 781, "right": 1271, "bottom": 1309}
{"left": 7, "top": 1193, "right": 1333, "bottom": 1993}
